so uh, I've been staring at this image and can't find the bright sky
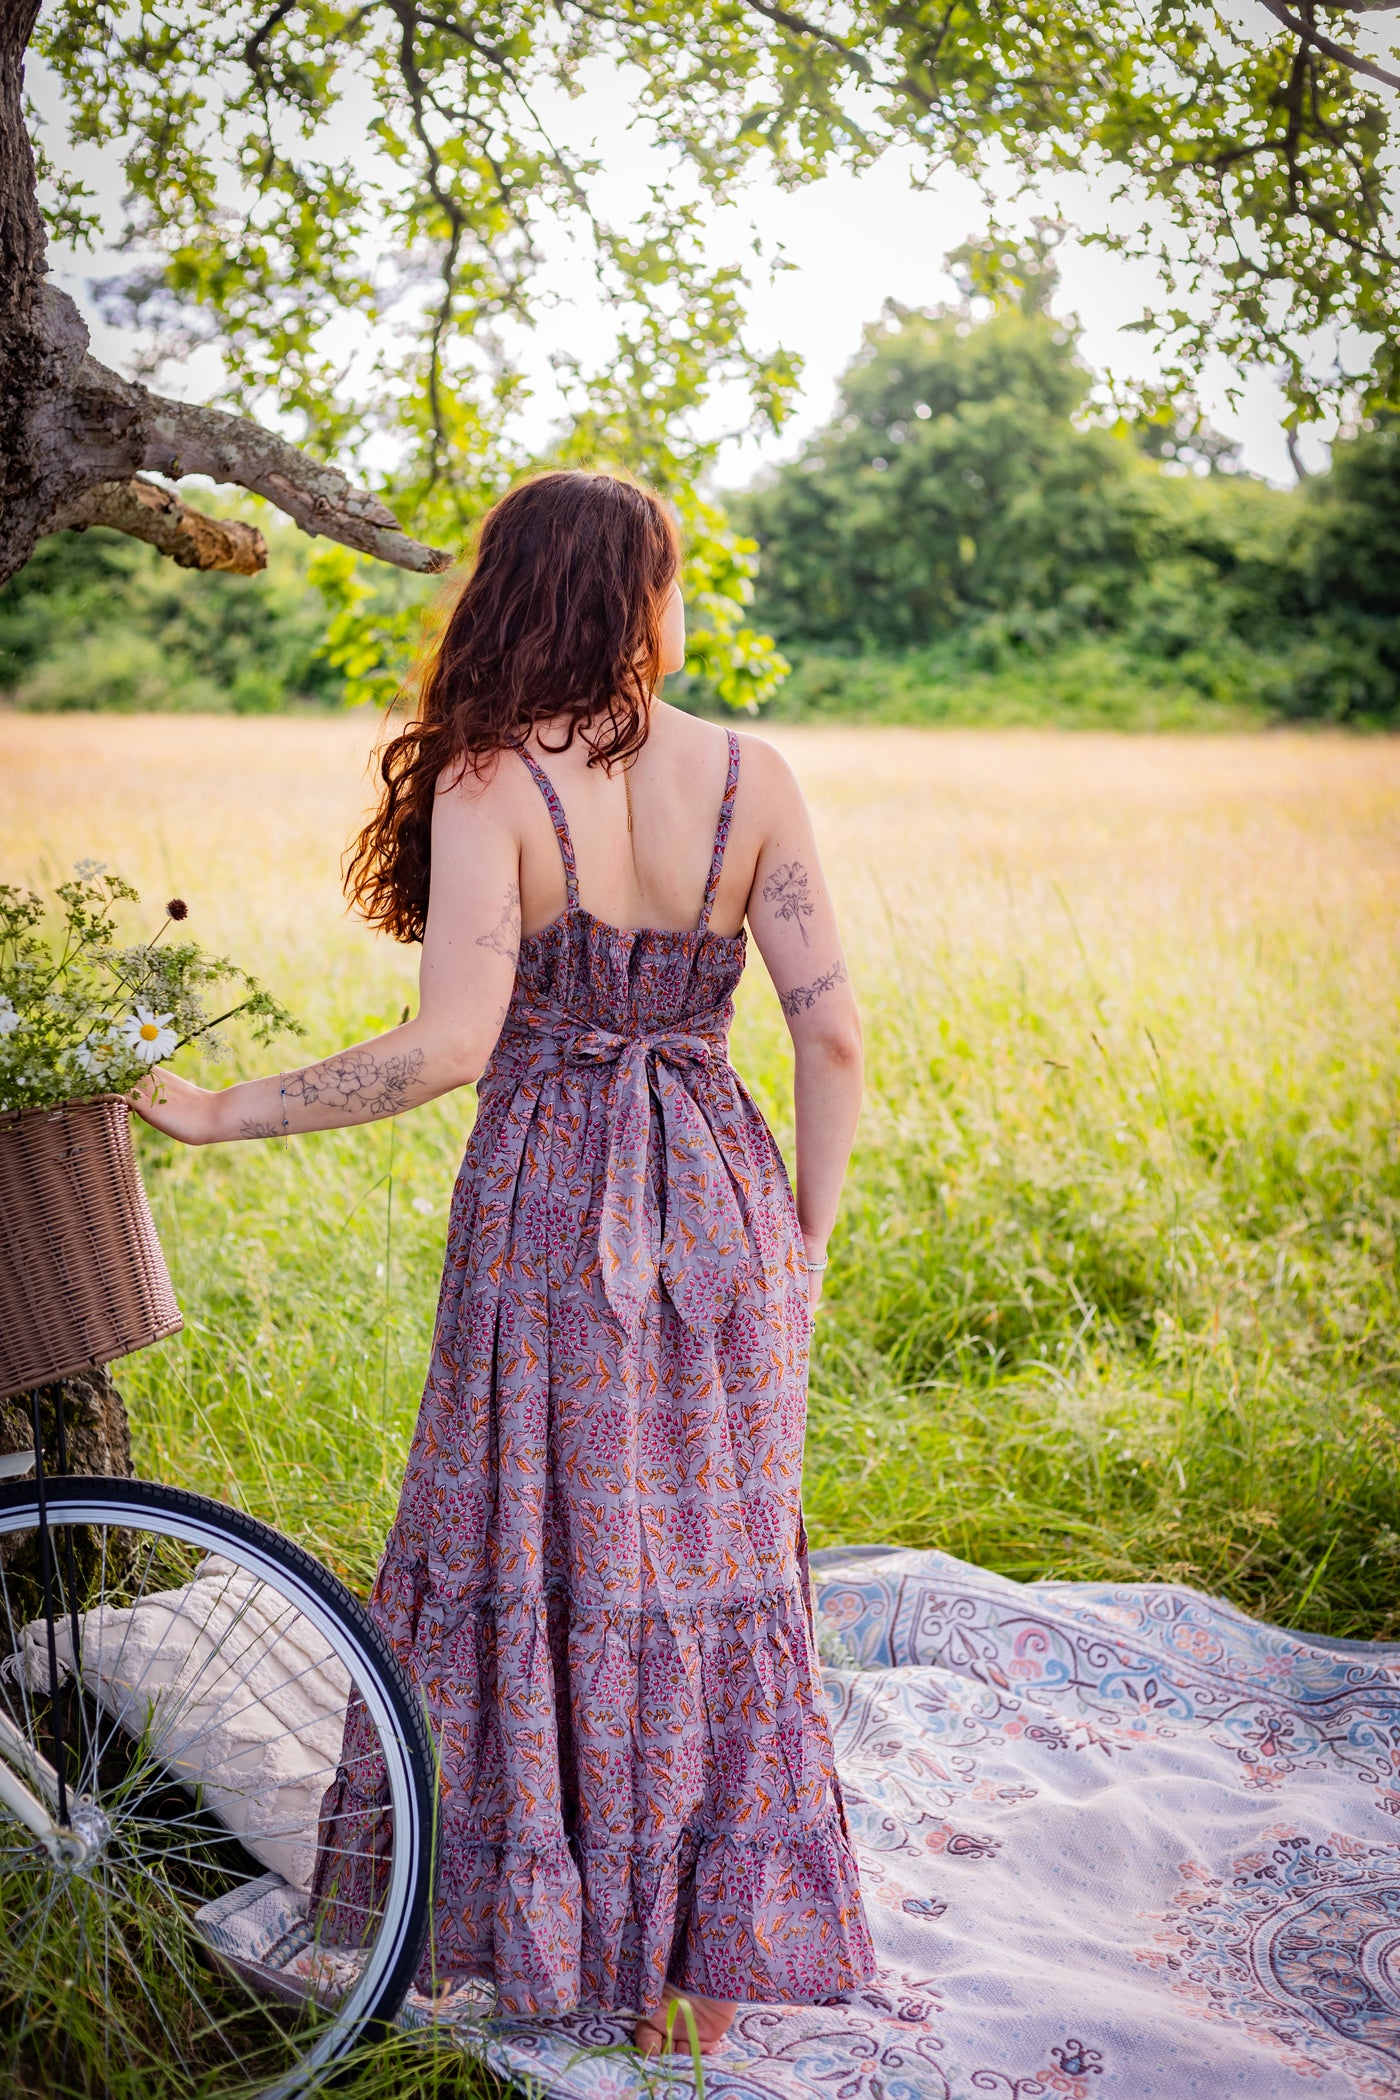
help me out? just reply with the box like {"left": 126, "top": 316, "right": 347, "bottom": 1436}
{"left": 33, "top": 46, "right": 1343, "bottom": 495}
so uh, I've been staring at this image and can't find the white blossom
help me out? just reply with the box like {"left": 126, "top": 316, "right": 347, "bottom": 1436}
{"left": 0, "top": 996, "right": 20, "bottom": 1038}
{"left": 120, "top": 1005, "right": 178, "bottom": 1064}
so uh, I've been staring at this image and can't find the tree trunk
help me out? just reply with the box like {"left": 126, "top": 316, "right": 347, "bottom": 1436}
{"left": 0, "top": 7, "right": 448, "bottom": 587}
{"left": 0, "top": 1366, "right": 135, "bottom": 1483}
{"left": 0, "top": 1368, "right": 136, "bottom": 1627}
{"left": 0, "top": 0, "right": 51, "bottom": 577}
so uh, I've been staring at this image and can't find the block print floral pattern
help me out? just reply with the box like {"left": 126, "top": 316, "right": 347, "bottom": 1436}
{"left": 312, "top": 734, "right": 874, "bottom": 2016}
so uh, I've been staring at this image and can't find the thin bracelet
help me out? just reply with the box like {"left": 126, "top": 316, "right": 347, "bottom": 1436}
{"left": 280, "top": 1074, "right": 289, "bottom": 1143}
{"left": 805, "top": 1254, "right": 829, "bottom": 1272}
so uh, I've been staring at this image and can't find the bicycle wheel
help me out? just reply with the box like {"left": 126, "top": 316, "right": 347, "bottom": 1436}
{"left": 0, "top": 1476, "right": 434, "bottom": 2099}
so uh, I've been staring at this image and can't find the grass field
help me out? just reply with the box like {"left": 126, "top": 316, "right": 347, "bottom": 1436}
{"left": 3, "top": 711, "right": 1399, "bottom": 1658}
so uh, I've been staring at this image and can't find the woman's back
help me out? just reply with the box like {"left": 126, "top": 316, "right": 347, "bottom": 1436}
{"left": 506, "top": 703, "right": 763, "bottom": 945}
{"left": 315, "top": 697, "right": 875, "bottom": 2022}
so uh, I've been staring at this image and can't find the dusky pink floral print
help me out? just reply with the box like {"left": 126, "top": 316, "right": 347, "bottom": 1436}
{"left": 312, "top": 731, "right": 875, "bottom": 2016}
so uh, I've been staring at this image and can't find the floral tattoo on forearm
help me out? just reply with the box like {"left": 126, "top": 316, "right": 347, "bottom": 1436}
{"left": 240, "top": 1046, "right": 426, "bottom": 1137}
{"left": 763, "top": 860, "right": 815, "bottom": 946}
{"left": 778, "top": 959, "right": 848, "bottom": 1017}
{"left": 476, "top": 883, "right": 521, "bottom": 961}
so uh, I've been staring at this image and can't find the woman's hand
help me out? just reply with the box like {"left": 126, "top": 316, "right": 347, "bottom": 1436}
{"left": 130, "top": 1068, "right": 224, "bottom": 1147}
{"left": 124, "top": 775, "right": 527, "bottom": 1152}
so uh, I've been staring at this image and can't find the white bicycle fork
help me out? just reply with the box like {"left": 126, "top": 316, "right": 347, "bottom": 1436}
{"left": 0, "top": 1705, "right": 100, "bottom": 1865}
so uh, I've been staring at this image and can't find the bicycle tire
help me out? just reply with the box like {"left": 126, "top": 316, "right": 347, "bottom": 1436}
{"left": 0, "top": 1475, "right": 435, "bottom": 2099}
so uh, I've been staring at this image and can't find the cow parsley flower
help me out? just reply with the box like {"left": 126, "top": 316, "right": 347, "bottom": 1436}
{"left": 0, "top": 996, "right": 19, "bottom": 1037}
{"left": 72, "top": 1035, "right": 110, "bottom": 1077}
{"left": 120, "top": 1005, "right": 178, "bottom": 1064}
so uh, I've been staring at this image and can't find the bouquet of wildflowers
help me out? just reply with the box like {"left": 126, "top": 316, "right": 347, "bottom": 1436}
{"left": 0, "top": 862, "right": 300, "bottom": 1116}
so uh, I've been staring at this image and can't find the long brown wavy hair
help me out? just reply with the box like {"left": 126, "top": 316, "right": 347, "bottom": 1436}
{"left": 345, "top": 470, "right": 681, "bottom": 943}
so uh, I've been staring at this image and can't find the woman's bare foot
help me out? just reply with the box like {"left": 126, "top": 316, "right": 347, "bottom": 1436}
{"left": 633, "top": 1986, "right": 736, "bottom": 2056}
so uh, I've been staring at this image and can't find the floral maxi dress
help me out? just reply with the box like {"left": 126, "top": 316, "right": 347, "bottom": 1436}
{"left": 312, "top": 732, "right": 875, "bottom": 2016}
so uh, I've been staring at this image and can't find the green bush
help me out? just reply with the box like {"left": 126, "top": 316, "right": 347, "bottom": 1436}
{"left": 0, "top": 516, "right": 348, "bottom": 713}
{"left": 738, "top": 293, "right": 1400, "bottom": 726}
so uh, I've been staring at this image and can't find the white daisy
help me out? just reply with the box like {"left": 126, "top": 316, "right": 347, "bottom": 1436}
{"left": 120, "top": 1005, "right": 178, "bottom": 1064}
{"left": 73, "top": 1036, "right": 108, "bottom": 1077}
{"left": 0, "top": 996, "right": 19, "bottom": 1038}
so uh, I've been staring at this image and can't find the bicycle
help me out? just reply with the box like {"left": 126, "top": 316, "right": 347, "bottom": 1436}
{"left": 0, "top": 1381, "right": 437, "bottom": 2098}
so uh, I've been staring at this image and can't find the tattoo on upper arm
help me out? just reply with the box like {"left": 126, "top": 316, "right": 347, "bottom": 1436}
{"left": 238, "top": 1119, "right": 283, "bottom": 1141}
{"left": 476, "top": 884, "right": 521, "bottom": 961}
{"left": 779, "top": 959, "right": 848, "bottom": 1017}
{"left": 762, "top": 860, "right": 815, "bottom": 946}
{"left": 283, "top": 1047, "right": 427, "bottom": 1119}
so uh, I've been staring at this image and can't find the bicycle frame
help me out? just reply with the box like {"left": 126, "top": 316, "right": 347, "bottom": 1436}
{"left": 0, "top": 1710, "right": 91, "bottom": 1863}
{"left": 0, "top": 1383, "right": 99, "bottom": 1865}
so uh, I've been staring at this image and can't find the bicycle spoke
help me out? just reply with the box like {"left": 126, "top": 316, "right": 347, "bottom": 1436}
{"left": 80, "top": 1517, "right": 112, "bottom": 1796}
{"left": 138, "top": 1594, "right": 309, "bottom": 1758}
{"left": 137, "top": 1580, "right": 285, "bottom": 1729}
{"left": 0, "top": 1548, "right": 41, "bottom": 1768}
{"left": 86, "top": 1528, "right": 164, "bottom": 1780}
{"left": 115, "top": 1853, "right": 276, "bottom": 2059}
{"left": 8, "top": 1872, "right": 63, "bottom": 2072}
{"left": 99, "top": 1853, "right": 112, "bottom": 2082}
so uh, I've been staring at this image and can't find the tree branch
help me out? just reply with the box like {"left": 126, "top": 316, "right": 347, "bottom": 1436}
{"left": 29, "top": 289, "right": 453, "bottom": 575}
{"left": 739, "top": 0, "right": 876, "bottom": 78}
{"left": 1257, "top": 0, "right": 1400, "bottom": 92}
{"left": 47, "top": 476, "right": 267, "bottom": 572}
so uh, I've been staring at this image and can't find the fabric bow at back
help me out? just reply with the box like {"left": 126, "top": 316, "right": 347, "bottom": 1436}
{"left": 484, "top": 1002, "right": 755, "bottom": 1336}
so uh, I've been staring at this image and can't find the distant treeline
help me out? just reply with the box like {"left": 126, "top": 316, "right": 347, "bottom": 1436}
{"left": 3, "top": 291, "right": 1397, "bottom": 727}
{"left": 736, "top": 294, "right": 1400, "bottom": 727}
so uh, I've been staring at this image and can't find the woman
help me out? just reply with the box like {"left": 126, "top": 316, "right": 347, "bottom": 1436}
{"left": 136, "top": 470, "right": 874, "bottom": 2054}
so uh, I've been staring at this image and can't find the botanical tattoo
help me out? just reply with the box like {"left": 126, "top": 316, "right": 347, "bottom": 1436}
{"left": 762, "top": 860, "right": 815, "bottom": 946}
{"left": 476, "top": 883, "right": 521, "bottom": 962}
{"left": 238, "top": 1118, "right": 284, "bottom": 1141}
{"left": 778, "top": 959, "right": 848, "bottom": 1017}
{"left": 284, "top": 1047, "right": 425, "bottom": 1120}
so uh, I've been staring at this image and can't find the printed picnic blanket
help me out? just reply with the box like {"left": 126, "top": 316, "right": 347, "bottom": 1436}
{"left": 205, "top": 1545, "right": 1400, "bottom": 2098}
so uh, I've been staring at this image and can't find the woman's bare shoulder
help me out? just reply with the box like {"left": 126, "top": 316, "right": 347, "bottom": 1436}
{"left": 653, "top": 707, "right": 799, "bottom": 799}
{"left": 432, "top": 746, "right": 525, "bottom": 827}
{"left": 731, "top": 728, "right": 806, "bottom": 836}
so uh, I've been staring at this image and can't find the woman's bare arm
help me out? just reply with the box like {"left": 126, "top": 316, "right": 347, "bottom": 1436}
{"left": 134, "top": 769, "right": 521, "bottom": 1147}
{"left": 742, "top": 740, "right": 863, "bottom": 1307}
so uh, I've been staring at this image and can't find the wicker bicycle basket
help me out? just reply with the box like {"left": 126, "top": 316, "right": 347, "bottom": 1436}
{"left": 0, "top": 1093, "right": 182, "bottom": 1400}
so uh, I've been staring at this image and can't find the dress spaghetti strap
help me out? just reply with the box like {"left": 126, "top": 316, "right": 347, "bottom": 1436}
{"left": 698, "top": 730, "right": 741, "bottom": 930}
{"left": 518, "top": 748, "right": 580, "bottom": 910}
